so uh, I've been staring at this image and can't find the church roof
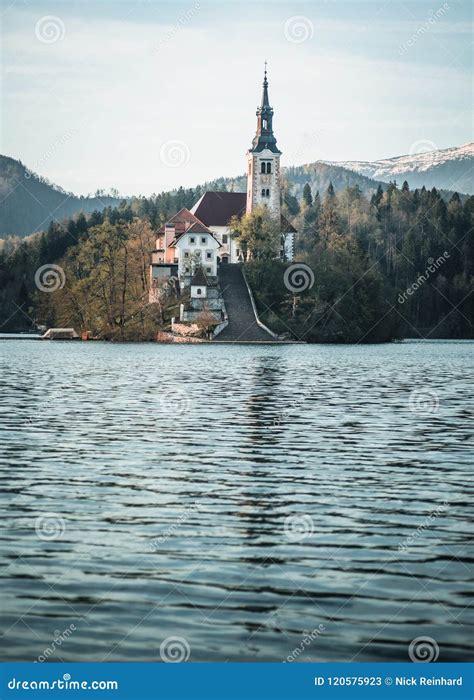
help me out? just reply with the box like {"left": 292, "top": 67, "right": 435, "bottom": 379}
{"left": 191, "top": 192, "right": 247, "bottom": 227}
{"left": 190, "top": 267, "right": 208, "bottom": 287}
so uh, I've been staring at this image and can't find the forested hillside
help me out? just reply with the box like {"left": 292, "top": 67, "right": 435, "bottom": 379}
{"left": 0, "top": 156, "right": 122, "bottom": 238}
{"left": 1, "top": 179, "right": 472, "bottom": 341}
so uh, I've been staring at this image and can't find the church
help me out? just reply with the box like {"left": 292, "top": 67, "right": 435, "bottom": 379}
{"left": 149, "top": 68, "right": 296, "bottom": 298}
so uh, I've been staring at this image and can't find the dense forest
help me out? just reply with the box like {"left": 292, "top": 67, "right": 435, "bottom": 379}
{"left": 0, "top": 179, "right": 472, "bottom": 342}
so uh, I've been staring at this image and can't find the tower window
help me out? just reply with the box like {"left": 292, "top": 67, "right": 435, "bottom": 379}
{"left": 263, "top": 119, "right": 268, "bottom": 129}
{"left": 266, "top": 162, "right": 272, "bottom": 174}
{"left": 266, "top": 189, "right": 270, "bottom": 197}
{"left": 260, "top": 162, "right": 266, "bottom": 174}
{"left": 261, "top": 188, "right": 266, "bottom": 197}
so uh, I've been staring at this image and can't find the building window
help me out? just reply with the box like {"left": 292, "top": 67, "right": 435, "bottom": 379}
{"left": 195, "top": 250, "right": 201, "bottom": 258}
{"left": 261, "top": 188, "right": 266, "bottom": 197}
{"left": 189, "top": 236, "right": 195, "bottom": 244}
{"left": 206, "top": 252, "right": 212, "bottom": 260}
{"left": 266, "top": 188, "right": 270, "bottom": 197}
{"left": 201, "top": 237, "right": 206, "bottom": 244}
{"left": 222, "top": 234, "right": 228, "bottom": 244}
{"left": 263, "top": 119, "right": 268, "bottom": 129}
{"left": 184, "top": 251, "right": 189, "bottom": 259}
{"left": 184, "top": 265, "right": 190, "bottom": 273}
{"left": 206, "top": 267, "right": 212, "bottom": 274}
{"left": 260, "top": 162, "right": 266, "bottom": 174}
{"left": 266, "top": 162, "right": 272, "bottom": 174}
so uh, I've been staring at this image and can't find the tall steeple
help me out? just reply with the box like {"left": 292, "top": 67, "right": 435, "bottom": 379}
{"left": 250, "top": 63, "right": 281, "bottom": 154}
{"left": 246, "top": 63, "right": 282, "bottom": 218}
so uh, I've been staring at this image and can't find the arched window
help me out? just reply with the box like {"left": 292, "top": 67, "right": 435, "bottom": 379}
{"left": 261, "top": 188, "right": 266, "bottom": 197}
{"left": 260, "top": 162, "right": 266, "bottom": 174}
{"left": 266, "top": 189, "right": 270, "bottom": 197}
{"left": 197, "top": 288, "right": 202, "bottom": 295}
{"left": 266, "top": 162, "right": 272, "bottom": 174}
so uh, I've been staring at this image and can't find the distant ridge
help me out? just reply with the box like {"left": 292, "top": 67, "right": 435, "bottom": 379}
{"left": 323, "top": 143, "right": 473, "bottom": 195}
{"left": 1, "top": 143, "right": 471, "bottom": 238}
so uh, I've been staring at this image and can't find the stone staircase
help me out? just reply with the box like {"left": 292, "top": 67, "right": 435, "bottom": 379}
{"left": 214, "top": 264, "right": 277, "bottom": 342}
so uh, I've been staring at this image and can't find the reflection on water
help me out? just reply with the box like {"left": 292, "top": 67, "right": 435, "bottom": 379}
{"left": 0, "top": 340, "right": 472, "bottom": 662}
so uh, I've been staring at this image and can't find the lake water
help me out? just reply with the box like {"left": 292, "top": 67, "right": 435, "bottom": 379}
{"left": 0, "top": 340, "right": 472, "bottom": 663}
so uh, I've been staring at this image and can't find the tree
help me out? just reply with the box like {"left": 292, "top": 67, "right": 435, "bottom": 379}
{"left": 302, "top": 183, "right": 313, "bottom": 207}
{"left": 229, "top": 207, "right": 281, "bottom": 262}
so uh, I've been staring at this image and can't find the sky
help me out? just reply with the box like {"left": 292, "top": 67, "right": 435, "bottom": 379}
{"left": 1, "top": 0, "right": 472, "bottom": 195}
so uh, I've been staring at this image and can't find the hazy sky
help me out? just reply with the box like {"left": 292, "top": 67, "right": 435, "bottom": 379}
{"left": 1, "top": 0, "right": 472, "bottom": 195}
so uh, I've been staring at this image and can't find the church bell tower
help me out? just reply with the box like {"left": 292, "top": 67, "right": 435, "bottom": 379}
{"left": 246, "top": 65, "right": 281, "bottom": 220}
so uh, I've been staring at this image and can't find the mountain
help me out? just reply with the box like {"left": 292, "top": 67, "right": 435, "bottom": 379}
{"left": 1, "top": 143, "right": 471, "bottom": 239}
{"left": 202, "top": 162, "right": 389, "bottom": 203}
{"left": 0, "top": 156, "right": 122, "bottom": 238}
{"left": 325, "top": 143, "right": 473, "bottom": 195}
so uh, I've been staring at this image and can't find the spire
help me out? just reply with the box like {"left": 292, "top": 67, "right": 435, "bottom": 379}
{"left": 250, "top": 63, "right": 280, "bottom": 154}
{"left": 261, "top": 60, "right": 270, "bottom": 109}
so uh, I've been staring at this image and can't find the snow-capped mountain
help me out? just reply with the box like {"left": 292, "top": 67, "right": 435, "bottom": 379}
{"left": 325, "top": 143, "right": 473, "bottom": 194}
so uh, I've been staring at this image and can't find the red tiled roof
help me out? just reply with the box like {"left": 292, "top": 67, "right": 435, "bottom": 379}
{"left": 185, "top": 221, "right": 214, "bottom": 235}
{"left": 157, "top": 208, "right": 204, "bottom": 234}
{"left": 191, "top": 192, "right": 247, "bottom": 227}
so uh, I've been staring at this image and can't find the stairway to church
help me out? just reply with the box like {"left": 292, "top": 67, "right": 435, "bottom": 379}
{"left": 214, "top": 264, "right": 278, "bottom": 342}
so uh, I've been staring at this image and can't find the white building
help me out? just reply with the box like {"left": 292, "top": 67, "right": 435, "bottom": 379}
{"left": 149, "top": 68, "right": 296, "bottom": 301}
{"left": 174, "top": 221, "right": 220, "bottom": 280}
